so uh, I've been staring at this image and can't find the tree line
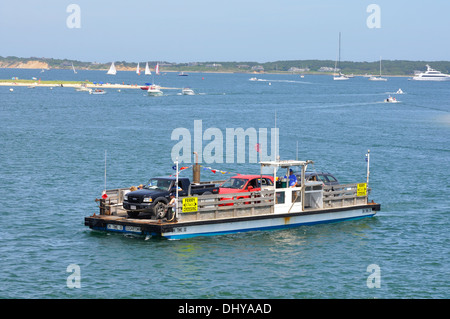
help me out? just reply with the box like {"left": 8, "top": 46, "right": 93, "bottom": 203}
{"left": 1, "top": 56, "right": 449, "bottom": 75}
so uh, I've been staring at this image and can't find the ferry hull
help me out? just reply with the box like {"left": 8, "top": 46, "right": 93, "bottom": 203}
{"left": 86, "top": 204, "right": 379, "bottom": 240}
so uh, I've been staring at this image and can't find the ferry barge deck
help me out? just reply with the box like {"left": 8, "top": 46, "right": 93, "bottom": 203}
{"left": 85, "top": 159, "right": 380, "bottom": 239}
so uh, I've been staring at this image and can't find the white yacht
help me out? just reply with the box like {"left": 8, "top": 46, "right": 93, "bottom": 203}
{"left": 147, "top": 85, "right": 163, "bottom": 96}
{"left": 181, "top": 87, "right": 195, "bottom": 95}
{"left": 412, "top": 65, "right": 450, "bottom": 81}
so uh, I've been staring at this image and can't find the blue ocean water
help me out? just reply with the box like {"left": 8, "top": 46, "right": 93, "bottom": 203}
{"left": 0, "top": 69, "right": 448, "bottom": 298}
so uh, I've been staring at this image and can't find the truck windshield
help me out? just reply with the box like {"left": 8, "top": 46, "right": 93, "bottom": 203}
{"left": 221, "top": 178, "right": 248, "bottom": 189}
{"left": 145, "top": 179, "right": 173, "bottom": 191}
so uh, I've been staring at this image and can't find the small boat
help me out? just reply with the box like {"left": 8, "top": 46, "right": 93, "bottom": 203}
{"left": 369, "top": 57, "right": 387, "bottom": 81}
{"left": 147, "top": 85, "right": 163, "bottom": 96}
{"left": 181, "top": 87, "right": 195, "bottom": 95}
{"left": 384, "top": 95, "right": 398, "bottom": 103}
{"left": 90, "top": 89, "right": 106, "bottom": 95}
{"left": 72, "top": 63, "right": 77, "bottom": 74}
{"left": 333, "top": 32, "right": 350, "bottom": 81}
{"left": 107, "top": 62, "right": 117, "bottom": 75}
{"left": 136, "top": 63, "right": 140, "bottom": 75}
{"left": 396, "top": 88, "right": 404, "bottom": 94}
{"left": 249, "top": 77, "right": 258, "bottom": 81}
{"left": 76, "top": 84, "right": 91, "bottom": 92}
{"left": 412, "top": 64, "right": 450, "bottom": 81}
{"left": 155, "top": 63, "right": 160, "bottom": 75}
{"left": 333, "top": 73, "right": 350, "bottom": 80}
{"left": 369, "top": 76, "right": 387, "bottom": 81}
{"left": 178, "top": 72, "right": 188, "bottom": 76}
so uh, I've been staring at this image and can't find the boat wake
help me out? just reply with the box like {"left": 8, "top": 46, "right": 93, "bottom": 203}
{"left": 251, "top": 78, "right": 315, "bottom": 85}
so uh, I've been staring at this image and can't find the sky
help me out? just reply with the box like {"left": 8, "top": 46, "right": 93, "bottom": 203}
{"left": 0, "top": 0, "right": 449, "bottom": 63}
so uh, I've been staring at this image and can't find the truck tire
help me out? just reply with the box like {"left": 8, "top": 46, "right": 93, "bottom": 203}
{"left": 127, "top": 211, "right": 140, "bottom": 218}
{"left": 154, "top": 201, "right": 167, "bottom": 219}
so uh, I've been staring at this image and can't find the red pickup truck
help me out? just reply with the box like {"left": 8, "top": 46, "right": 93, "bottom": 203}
{"left": 219, "top": 175, "right": 274, "bottom": 205}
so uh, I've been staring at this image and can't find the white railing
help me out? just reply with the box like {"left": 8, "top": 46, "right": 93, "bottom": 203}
{"left": 96, "top": 183, "right": 369, "bottom": 220}
{"left": 322, "top": 183, "right": 368, "bottom": 208}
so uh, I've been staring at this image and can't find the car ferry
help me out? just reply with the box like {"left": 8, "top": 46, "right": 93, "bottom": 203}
{"left": 85, "top": 158, "right": 380, "bottom": 239}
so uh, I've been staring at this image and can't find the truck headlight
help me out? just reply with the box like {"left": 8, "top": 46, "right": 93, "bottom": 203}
{"left": 143, "top": 197, "right": 152, "bottom": 203}
{"left": 124, "top": 195, "right": 128, "bottom": 201}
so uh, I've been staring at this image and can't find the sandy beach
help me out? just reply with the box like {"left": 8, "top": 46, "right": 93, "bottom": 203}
{"left": 0, "top": 81, "right": 180, "bottom": 90}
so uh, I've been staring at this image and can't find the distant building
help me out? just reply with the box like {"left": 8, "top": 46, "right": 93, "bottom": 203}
{"left": 237, "top": 64, "right": 250, "bottom": 69}
{"left": 251, "top": 65, "right": 264, "bottom": 71}
{"left": 288, "top": 67, "right": 310, "bottom": 73}
{"left": 318, "top": 66, "right": 336, "bottom": 72}
{"left": 206, "top": 63, "right": 222, "bottom": 68}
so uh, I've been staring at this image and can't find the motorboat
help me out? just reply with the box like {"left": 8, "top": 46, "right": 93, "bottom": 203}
{"left": 249, "top": 77, "right": 258, "bottom": 81}
{"left": 178, "top": 72, "right": 188, "bottom": 76}
{"left": 90, "top": 89, "right": 106, "bottom": 95}
{"left": 76, "top": 84, "right": 91, "bottom": 92}
{"left": 412, "top": 65, "right": 450, "bottom": 81}
{"left": 181, "top": 87, "right": 195, "bottom": 95}
{"left": 147, "top": 85, "right": 163, "bottom": 96}
{"left": 384, "top": 95, "right": 398, "bottom": 103}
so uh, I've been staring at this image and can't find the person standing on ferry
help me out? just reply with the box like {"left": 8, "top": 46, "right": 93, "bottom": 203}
{"left": 288, "top": 169, "right": 297, "bottom": 188}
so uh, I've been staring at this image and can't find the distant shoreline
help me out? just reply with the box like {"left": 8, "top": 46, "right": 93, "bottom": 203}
{"left": 0, "top": 68, "right": 413, "bottom": 78}
{"left": 2, "top": 56, "right": 450, "bottom": 76}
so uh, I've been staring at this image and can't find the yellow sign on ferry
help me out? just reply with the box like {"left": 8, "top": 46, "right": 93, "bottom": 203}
{"left": 357, "top": 183, "right": 367, "bottom": 197}
{"left": 182, "top": 197, "right": 198, "bottom": 213}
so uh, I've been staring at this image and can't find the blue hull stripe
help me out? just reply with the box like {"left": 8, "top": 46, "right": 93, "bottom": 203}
{"left": 91, "top": 213, "right": 376, "bottom": 239}
{"left": 162, "top": 214, "right": 375, "bottom": 239}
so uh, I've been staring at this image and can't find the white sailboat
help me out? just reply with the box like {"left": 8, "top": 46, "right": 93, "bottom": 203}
{"left": 369, "top": 57, "right": 387, "bottom": 81}
{"left": 107, "top": 62, "right": 117, "bottom": 75}
{"left": 155, "top": 63, "right": 160, "bottom": 75}
{"left": 136, "top": 63, "right": 140, "bottom": 75}
{"left": 72, "top": 63, "right": 77, "bottom": 74}
{"left": 145, "top": 62, "right": 151, "bottom": 75}
{"left": 333, "top": 32, "right": 349, "bottom": 81}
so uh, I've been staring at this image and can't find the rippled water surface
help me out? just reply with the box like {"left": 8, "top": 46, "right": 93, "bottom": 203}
{"left": 0, "top": 69, "right": 448, "bottom": 298}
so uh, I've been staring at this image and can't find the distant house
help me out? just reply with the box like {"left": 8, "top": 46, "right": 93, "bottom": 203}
{"left": 206, "top": 63, "right": 222, "bottom": 68}
{"left": 318, "top": 66, "right": 336, "bottom": 72}
{"left": 288, "top": 67, "right": 310, "bottom": 73}
{"left": 237, "top": 64, "right": 250, "bottom": 69}
{"left": 251, "top": 65, "right": 264, "bottom": 71}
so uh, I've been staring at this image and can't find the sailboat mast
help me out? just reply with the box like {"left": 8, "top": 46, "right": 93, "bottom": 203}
{"left": 379, "top": 56, "right": 382, "bottom": 76}
{"left": 339, "top": 32, "right": 341, "bottom": 71}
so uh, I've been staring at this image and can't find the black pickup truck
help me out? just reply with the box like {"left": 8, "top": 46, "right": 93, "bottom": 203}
{"left": 123, "top": 177, "right": 219, "bottom": 219}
